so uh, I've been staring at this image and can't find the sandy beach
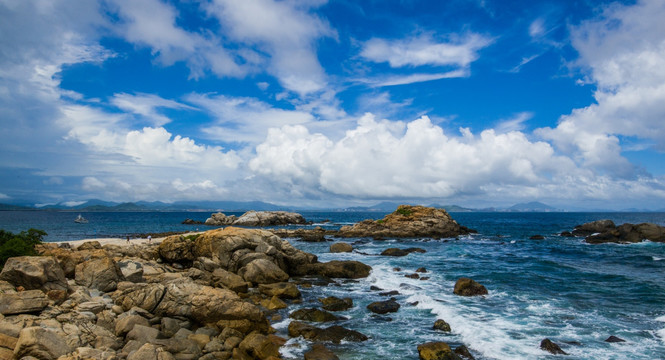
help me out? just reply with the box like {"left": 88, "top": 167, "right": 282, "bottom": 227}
{"left": 53, "top": 232, "right": 204, "bottom": 248}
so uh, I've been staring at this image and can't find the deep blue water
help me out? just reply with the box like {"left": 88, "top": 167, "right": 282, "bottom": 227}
{"left": 1, "top": 211, "right": 664, "bottom": 359}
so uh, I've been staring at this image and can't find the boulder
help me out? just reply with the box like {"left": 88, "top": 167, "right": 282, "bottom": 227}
{"left": 433, "top": 319, "right": 451, "bottom": 332}
{"left": 305, "top": 260, "right": 371, "bottom": 279}
{"left": 127, "top": 343, "right": 176, "bottom": 360}
{"left": 572, "top": 220, "right": 616, "bottom": 236}
{"left": 288, "top": 321, "right": 368, "bottom": 343}
{"left": 260, "top": 296, "right": 288, "bottom": 310}
{"left": 367, "top": 299, "right": 400, "bottom": 314}
{"left": 204, "top": 212, "right": 237, "bottom": 226}
{"left": 304, "top": 344, "right": 339, "bottom": 360}
{"left": 329, "top": 242, "right": 353, "bottom": 253}
{"left": 75, "top": 256, "right": 122, "bottom": 292}
{"left": 182, "top": 218, "right": 204, "bottom": 225}
{"left": 232, "top": 211, "right": 307, "bottom": 227}
{"left": 0, "top": 256, "right": 68, "bottom": 292}
{"left": 77, "top": 241, "right": 102, "bottom": 251}
{"left": 318, "top": 296, "right": 353, "bottom": 312}
{"left": 212, "top": 268, "right": 249, "bottom": 293}
{"left": 115, "top": 314, "right": 150, "bottom": 337}
{"left": 158, "top": 235, "right": 196, "bottom": 264}
{"left": 540, "top": 338, "right": 567, "bottom": 355}
{"left": 0, "top": 290, "right": 49, "bottom": 315}
{"left": 453, "top": 278, "right": 488, "bottom": 296}
{"left": 454, "top": 345, "right": 474, "bottom": 359}
{"left": 585, "top": 222, "right": 665, "bottom": 244}
{"left": 605, "top": 335, "right": 626, "bottom": 343}
{"left": 417, "top": 341, "right": 459, "bottom": 360}
{"left": 117, "top": 260, "right": 144, "bottom": 283}
{"left": 237, "top": 332, "right": 282, "bottom": 359}
{"left": 126, "top": 324, "right": 160, "bottom": 344}
{"left": 13, "top": 326, "right": 72, "bottom": 360}
{"left": 380, "top": 247, "right": 427, "bottom": 257}
{"left": 239, "top": 258, "right": 289, "bottom": 284}
{"left": 0, "top": 332, "right": 18, "bottom": 351}
{"left": 289, "top": 308, "right": 340, "bottom": 322}
{"left": 338, "top": 205, "right": 473, "bottom": 239}
{"left": 258, "top": 282, "right": 301, "bottom": 299}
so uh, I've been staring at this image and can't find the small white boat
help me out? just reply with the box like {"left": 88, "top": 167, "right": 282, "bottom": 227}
{"left": 74, "top": 214, "right": 88, "bottom": 224}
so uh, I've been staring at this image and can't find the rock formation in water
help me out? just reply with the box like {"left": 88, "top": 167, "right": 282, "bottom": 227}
{"left": 564, "top": 220, "right": 665, "bottom": 244}
{"left": 204, "top": 211, "right": 307, "bottom": 227}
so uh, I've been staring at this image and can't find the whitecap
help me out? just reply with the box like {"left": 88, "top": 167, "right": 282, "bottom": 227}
{"left": 653, "top": 256, "right": 663, "bottom": 261}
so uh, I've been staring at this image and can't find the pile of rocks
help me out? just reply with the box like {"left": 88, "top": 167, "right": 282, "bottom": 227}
{"left": 0, "top": 227, "right": 371, "bottom": 359}
{"left": 562, "top": 220, "right": 665, "bottom": 244}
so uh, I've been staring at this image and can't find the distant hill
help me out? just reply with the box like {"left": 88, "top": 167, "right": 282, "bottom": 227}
{"left": 28, "top": 199, "right": 285, "bottom": 212}
{"left": 0, "top": 203, "right": 33, "bottom": 211}
{"left": 507, "top": 201, "right": 558, "bottom": 212}
{"left": 343, "top": 202, "right": 475, "bottom": 212}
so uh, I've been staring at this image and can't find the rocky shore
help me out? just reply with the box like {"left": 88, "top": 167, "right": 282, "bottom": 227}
{"left": 0, "top": 227, "right": 371, "bottom": 360}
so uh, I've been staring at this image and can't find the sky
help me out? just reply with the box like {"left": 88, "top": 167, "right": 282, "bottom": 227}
{"left": 1, "top": 0, "right": 665, "bottom": 210}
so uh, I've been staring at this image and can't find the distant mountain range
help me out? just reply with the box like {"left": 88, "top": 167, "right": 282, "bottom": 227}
{"left": 1, "top": 199, "right": 663, "bottom": 212}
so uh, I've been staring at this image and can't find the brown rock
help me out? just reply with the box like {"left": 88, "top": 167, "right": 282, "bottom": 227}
{"left": 453, "top": 278, "right": 488, "bottom": 296}
{"left": 204, "top": 212, "right": 237, "bottom": 226}
{"left": 289, "top": 308, "right": 340, "bottom": 322}
{"left": 338, "top": 205, "right": 473, "bottom": 239}
{"left": 305, "top": 260, "right": 371, "bottom": 279}
{"left": 454, "top": 345, "right": 475, "bottom": 359}
{"left": 237, "top": 332, "right": 282, "bottom": 359}
{"left": 0, "top": 332, "right": 18, "bottom": 350}
{"left": 0, "top": 290, "right": 49, "bottom": 315}
{"left": 75, "top": 256, "right": 122, "bottom": 292}
{"left": 367, "top": 299, "right": 400, "bottom": 314}
{"left": 0, "top": 256, "right": 68, "bottom": 292}
{"left": 417, "top": 341, "right": 458, "bottom": 360}
{"left": 329, "top": 242, "right": 353, "bottom": 253}
{"left": 13, "top": 326, "right": 72, "bottom": 360}
{"left": 287, "top": 321, "right": 367, "bottom": 344}
{"left": 381, "top": 247, "right": 426, "bottom": 257}
{"left": 433, "top": 319, "right": 451, "bottom": 332}
{"left": 258, "top": 282, "right": 301, "bottom": 299}
{"left": 77, "top": 241, "right": 102, "bottom": 251}
{"left": 318, "top": 296, "right": 353, "bottom": 312}
{"left": 304, "top": 344, "right": 339, "bottom": 360}
{"left": 233, "top": 211, "right": 307, "bottom": 227}
{"left": 239, "top": 258, "right": 289, "bottom": 284}
{"left": 540, "top": 338, "right": 567, "bottom": 355}
{"left": 260, "top": 296, "right": 287, "bottom": 310}
{"left": 115, "top": 314, "right": 150, "bottom": 337}
{"left": 158, "top": 235, "right": 196, "bottom": 264}
{"left": 127, "top": 343, "right": 176, "bottom": 360}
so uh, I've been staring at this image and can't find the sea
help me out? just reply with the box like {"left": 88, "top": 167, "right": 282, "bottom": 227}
{"left": 1, "top": 210, "right": 664, "bottom": 359}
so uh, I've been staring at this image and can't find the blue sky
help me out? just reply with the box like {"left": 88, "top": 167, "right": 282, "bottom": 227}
{"left": 1, "top": 0, "right": 665, "bottom": 210}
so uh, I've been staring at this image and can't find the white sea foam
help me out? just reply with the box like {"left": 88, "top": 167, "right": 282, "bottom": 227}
{"left": 656, "top": 315, "right": 665, "bottom": 322}
{"left": 653, "top": 256, "right": 663, "bottom": 261}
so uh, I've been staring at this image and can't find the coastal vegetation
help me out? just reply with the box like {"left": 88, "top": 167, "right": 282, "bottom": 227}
{"left": 0, "top": 228, "right": 45, "bottom": 269}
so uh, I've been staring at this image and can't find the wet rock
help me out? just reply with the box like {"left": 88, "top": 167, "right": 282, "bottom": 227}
{"left": 0, "top": 290, "right": 49, "bottom": 315}
{"left": 288, "top": 321, "right": 368, "bottom": 343}
{"left": 540, "top": 338, "right": 567, "bottom": 355}
{"left": 0, "top": 256, "right": 68, "bottom": 292}
{"left": 584, "top": 222, "right": 665, "bottom": 244}
{"left": 405, "top": 273, "right": 420, "bottom": 279}
{"left": 182, "top": 218, "right": 204, "bottom": 225}
{"left": 416, "top": 267, "right": 427, "bottom": 273}
{"left": 305, "top": 260, "right": 371, "bottom": 279}
{"left": 433, "top": 319, "right": 451, "bottom": 332}
{"left": 304, "top": 344, "right": 339, "bottom": 360}
{"left": 329, "top": 242, "right": 353, "bottom": 253}
{"left": 605, "top": 335, "right": 626, "bottom": 343}
{"left": 75, "top": 256, "right": 122, "bottom": 292}
{"left": 13, "top": 326, "right": 72, "bottom": 360}
{"left": 367, "top": 299, "right": 400, "bottom": 314}
{"left": 379, "top": 290, "right": 399, "bottom": 296}
{"left": 417, "top": 341, "right": 459, "bottom": 360}
{"left": 453, "top": 278, "right": 488, "bottom": 296}
{"left": 260, "top": 295, "right": 287, "bottom": 310}
{"left": 318, "top": 296, "right": 353, "bottom": 311}
{"left": 237, "top": 332, "right": 284, "bottom": 359}
{"left": 380, "top": 247, "right": 426, "bottom": 257}
{"left": 529, "top": 235, "right": 545, "bottom": 240}
{"left": 572, "top": 220, "right": 616, "bottom": 237}
{"left": 339, "top": 205, "right": 473, "bottom": 239}
{"left": 454, "top": 345, "right": 475, "bottom": 359}
{"left": 289, "top": 308, "right": 341, "bottom": 322}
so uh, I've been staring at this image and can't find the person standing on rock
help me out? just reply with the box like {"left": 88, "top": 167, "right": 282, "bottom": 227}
{"left": 147, "top": 235, "right": 152, "bottom": 243}
{"left": 126, "top": 235, "right": 130, "bottom": 243}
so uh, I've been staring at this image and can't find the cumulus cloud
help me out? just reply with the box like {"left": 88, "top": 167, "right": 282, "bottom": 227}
{"left": 204, "top": 0, "right": 336, "bottom": 94}
{"left": 538, "top": 0, "right": 665, "bottom": 176}
{"left": 360, "top": 33, "right": 493, "bottom": 68}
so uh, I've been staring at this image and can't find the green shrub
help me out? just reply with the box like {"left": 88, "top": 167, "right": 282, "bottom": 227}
{"left": 394, "top": 208, "right": 413, "bottom": 216}
{"left": 0, "top": 229, "right": 46, "bottom": 269}
{"left": 183, "top": 234, "right": 200, "bottom": 242}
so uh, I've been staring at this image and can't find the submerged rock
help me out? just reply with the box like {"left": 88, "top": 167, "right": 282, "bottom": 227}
{"left": 454, "top": 345, "right": 475, "bottom": 359}
{"left": 433, "top": 319, "right": 451, "bottom": 332}
{"left": 338, "top": 205, "right": 473, "bottom": 239}
{"left": 367, "top": 299, "right": 400, "bottom": 314}
{"left": 567, "top": 220, "right": 665, "bottom": 244}
{"left": 380, "top": 247, "right": 426, "bottom": 257}
{"left": 417, "top": 341, "right": 459, "bottom": 360}
{"left": 289, "top": 308, "right": 341, "bottom": 322}
{"left": 329, "top": 242, "right": 353, "bottom": 253}
{"left": 453, "top": 278, "right": 488, "bottom": 296}
{"left": 319, "top": 296, "right": 353, "bottom": 311}
{"left": 540, "top": 338, "right": 567, "bottom": 355}
{"left": 605, "top": 335, "right": 626, "bottom": 343}
{"left": 304, "top": 343, "right": 339, "bottom": 360}
{"left": 288, "top": 321, "right": 368, "bottom": 343}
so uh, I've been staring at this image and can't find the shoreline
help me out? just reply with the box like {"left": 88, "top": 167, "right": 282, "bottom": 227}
{"left": 51, "top": 231, "right": 204, "bottom": 248}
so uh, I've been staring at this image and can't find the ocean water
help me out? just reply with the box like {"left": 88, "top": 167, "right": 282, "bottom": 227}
{"left": 1, "top": 211, "right": 664, "bottom": 359}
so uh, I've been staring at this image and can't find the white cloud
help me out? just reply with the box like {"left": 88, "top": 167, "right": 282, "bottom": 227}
{"left": 187, "top": 93, "right": 315, "bottom": 144}
{"left": 538, "top": 0, "right": 665, "bottom": 176}
{"left": 204, "top": 0, "right": 336, "bottom": 94}
{"left": 111, "top": 93, "right": 195, "bottom": 127}
{"left": 360, "top": 33, "right": 493, "bottom": 68}
{"left": 495, "top": 112, "right": 534, "bottom": 133}
{"left": 0, "top": 193, "right": 9, "bottom": 200}
{"left": 364, "top": 70, "right": 469, "bottom": 87}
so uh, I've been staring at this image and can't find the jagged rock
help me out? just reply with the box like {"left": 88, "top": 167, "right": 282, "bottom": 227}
{"left": 338, "top": 205, "right": 473, "bottom": 239}
{"left": 126, "top": 324, "right": 160, "bottom": 344}
{"left": 0, "top": 290, "right": 49, "bottom": 315}
{"left": 433, "top": 319, "right": 451, "bottom": 332}
{"left": 0, "top": 256, "right": 68, "bottom": 292}
{"left": 75, "top": 257, "right": 122, "bottom": 292}
{"left": 115, "top": 314, "right": 150, "bottom": 337}
{"left": 38, "top": 248, "right": 110, "bottom": 278}
{"left": 330, "top": 242, "right": 353, "bottom": 253}
{"left": 13, "top": 326, "right": 72, "bottom": 360}
{"left": 182, "top": 218, "right": 204, "bottom": 225}
{"left": 76, "top": 301, "right": 106, "bottom": 314}
{"left": 304, "top": 260, "right": 371, "bottom": 279}
{"left": 258, "top": 282, "right": 301, "bottom": 299}
{"left": 416, "top": 267, "right": 427, "bottom": 273}
{"left": 304, "top": 344, "right": 339, "bottom": 360}
{"left": 454, "top": 345, "right": 475, "bottom": 359}
{"left": 0, "top": 332, "right": 18, "bottom": 351}
{"left": 417, "top": 341, "right": 459, "bottom": 360}
{"left": 288, "top": 321, "right": 368, "bottom": 343}
{"left": 158, "top": 235, "right": 196, "bottom": 264}
{"left": 237, "top": 332, "right": 283, "bottom": 359}
{"left": 117, "top": 260, "right": 144, "bottom": 283}
{"left": 405, "top": 273, "right": 420, "bottom": 279}
{"left": 367, "top": 299, "right": 400, "bottom": 314}
{"left": 233, "top": 211, "right": 307, "bottom": 227}
{"left": 270, "top": 227, "right": 329, "bottom": 242}
{"left": 540, "top": 338, "right": 567, "bottom": 355}
{"left": 204, "top": 212, "right": 237, "bottom": 226}
{"left": 212, "top": 268, "right": 249, "bottom": 293}
{"left": 238, "top": 258, "right": 289, "bottom": 284}
{"left": 529, "top": 235, "right": 545, "bottom": 240}
{"left": 572, "top": 220, "right": 616, "bottom": 236}
{"left": 586, "top": 222, "right": 665, "bottom": 244}
{"left": 77, "top": 241, "right": 102, "bottom": 251}
{"left": 605, "top": 335, "right": 626, "bottom": 343}
{"left": 289, "top": 308, "right": 340, "bottom": 322}
{"left": 453, "top": 278, "right": 488, "bottom": 296}
{"left": 260, "top": 296, "right": 287, "bottom": 310}
{"left": 380, "top": 247, "right": 426, "bottom": 257}
{"left": 127, "top": 343, "right": 176, "bottom": 360}
{"left": 318, "top": 296, "right": 353, "bottom": 312}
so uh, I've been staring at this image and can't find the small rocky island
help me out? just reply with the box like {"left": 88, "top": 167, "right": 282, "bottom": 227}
{"left": 204, "top": 211, "right": 308, "bottom": 227}
{"left": 562, "top": 219, "right": 665, "bottom": 244}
